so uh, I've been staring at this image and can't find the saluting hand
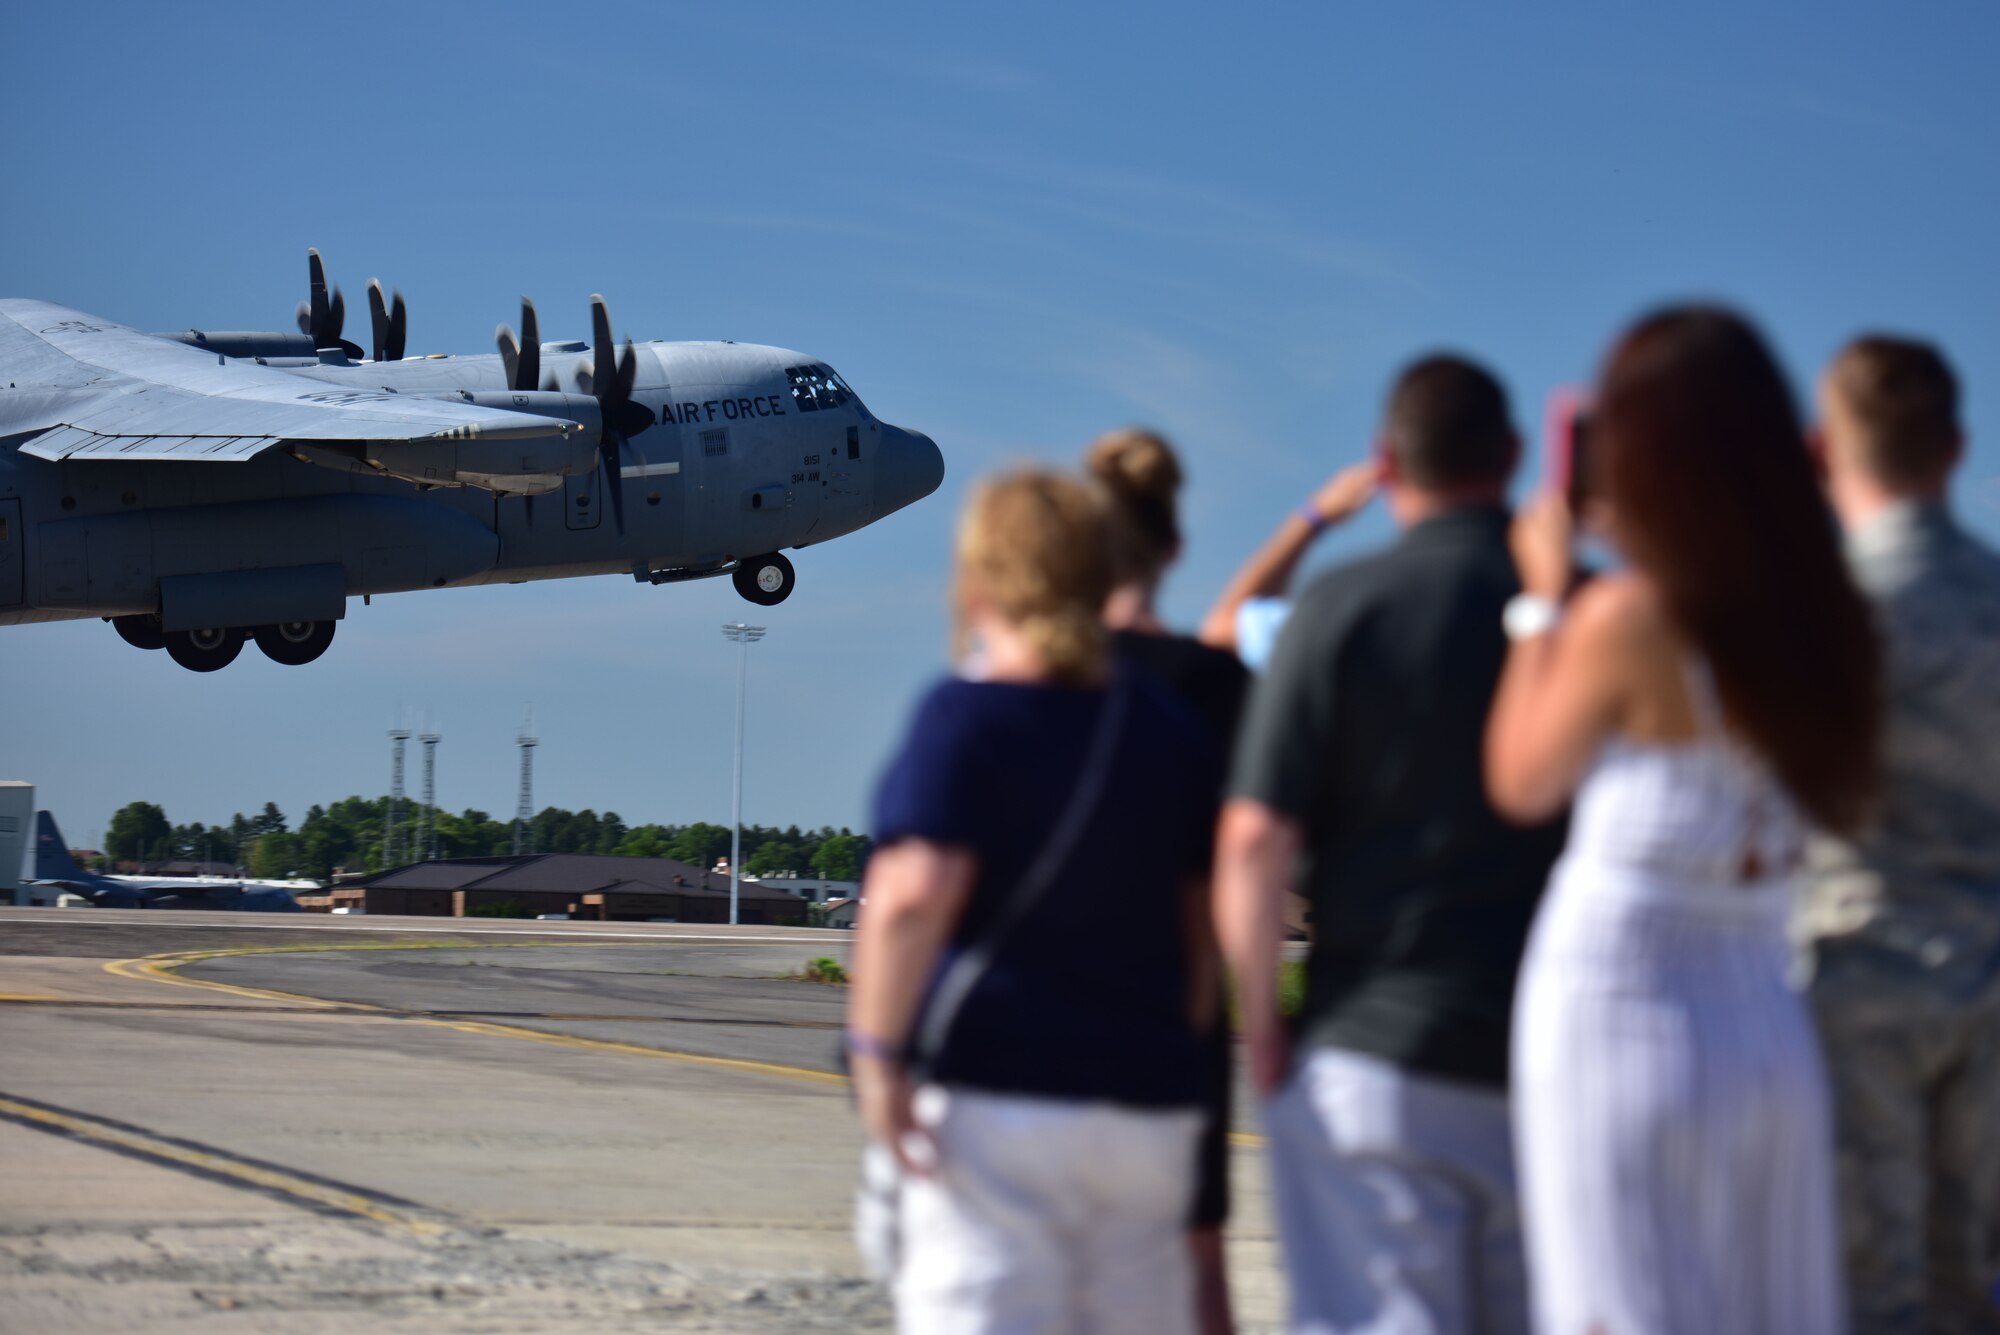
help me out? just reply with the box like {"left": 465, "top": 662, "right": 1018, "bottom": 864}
{"left": 1307, "top": 461, "right": 1383, "bottom": 527}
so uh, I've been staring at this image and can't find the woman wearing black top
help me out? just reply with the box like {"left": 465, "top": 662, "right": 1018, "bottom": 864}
{"left": 1086, "top": 428, "right": 1247, "bottom": 1335}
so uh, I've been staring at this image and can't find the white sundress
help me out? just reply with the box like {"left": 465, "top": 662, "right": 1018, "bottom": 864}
{"left": 1511, "top": 663, "right": 1844, "bottom": 1334}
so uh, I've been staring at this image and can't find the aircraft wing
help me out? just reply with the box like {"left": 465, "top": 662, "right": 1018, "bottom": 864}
{"left": 18, "top": 383, "right": 570, "bottom": 463}
{"left": 2, "top": 299, "right": 592, "bottom": 491}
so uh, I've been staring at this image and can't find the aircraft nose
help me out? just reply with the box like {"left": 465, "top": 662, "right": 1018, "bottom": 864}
{"left": 874, "top": 423, "right": 945, "bottom": 519}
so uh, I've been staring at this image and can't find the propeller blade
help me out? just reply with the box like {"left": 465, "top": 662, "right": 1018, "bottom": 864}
{"left": 496, "top": 324, "right": 521, "bottom": 389}
{"left": 516, "top": 297, "right": 539, "bottom": 392}
{"left": 387, "top": 290, "right": 407, "bottom": 362}
{"left": 368, "top": 280, "right": 390, "bottom": 362}
{"left": 602, "top": 431, "right": 627, "bottom": 535}
{"left": 541, "top": 371, "right": 559, "bottom": 393}
{"left": 307, "top": 248, "right": 331, "bottom": 344}
{"left": 590, "top": 295, "right": 617, "bottom": 403}
{"left": 612, "top": 342, "right": 654, "bottom": 436}
{"left": 327, "top": 287, "right": 346, "bottom": 344}
{"left": 615, "top": 339, "right": 638, "bottom": 403}
{"left": 296, "top": 302, "right": 312, "bottom": 337}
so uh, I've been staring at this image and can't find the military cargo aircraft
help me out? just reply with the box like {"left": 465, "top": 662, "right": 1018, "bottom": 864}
{"left": 28, "top": 812, "right": 303, "bottom": 911}
{"left": 0, "top": 251, "right": 944, "bottom": 670}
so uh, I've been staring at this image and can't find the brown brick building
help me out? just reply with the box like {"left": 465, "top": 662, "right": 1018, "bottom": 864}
{"left": 298, "top": 853, "right": 807, "bottom": 925}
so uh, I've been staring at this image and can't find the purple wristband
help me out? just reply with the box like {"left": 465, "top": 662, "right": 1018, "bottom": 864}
{"left": 844, "top": 1030, "right": 902, "bottom": 1062}
{"left": 1296, "top": 502, "right": 1328, "bottom": 533}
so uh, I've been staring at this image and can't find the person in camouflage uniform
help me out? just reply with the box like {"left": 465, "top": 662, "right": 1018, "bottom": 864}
{"left": 1803, "top": 334, "right": 2000, "bottom": 1333}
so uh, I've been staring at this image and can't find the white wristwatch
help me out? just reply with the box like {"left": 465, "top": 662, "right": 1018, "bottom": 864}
{"left": 1503, "top": 594, "right": 1562, "bottom": 641}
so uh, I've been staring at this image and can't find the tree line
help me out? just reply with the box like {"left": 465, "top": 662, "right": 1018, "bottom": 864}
{"left": 97, "top": 798, "right": 871, "bottom": 885}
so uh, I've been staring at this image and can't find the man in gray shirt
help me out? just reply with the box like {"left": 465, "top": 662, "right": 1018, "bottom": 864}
{"left": 1804, "top": 334, "right": 2000, "bottom": 1333}
{"left": 1218, "top": 355, "right": 1564, "bottom": 1334}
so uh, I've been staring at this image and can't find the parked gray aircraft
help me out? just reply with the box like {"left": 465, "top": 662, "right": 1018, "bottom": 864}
{"left": 28, "top": 812, "right": 302, "bottom": 911}
{"left": 0, "top": 251, "right": 944, "bottom": 669}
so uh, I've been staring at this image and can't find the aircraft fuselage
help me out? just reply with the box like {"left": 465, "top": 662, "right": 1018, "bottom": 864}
{"left": 0, "top": 321, "right": 943, "bottom": 670}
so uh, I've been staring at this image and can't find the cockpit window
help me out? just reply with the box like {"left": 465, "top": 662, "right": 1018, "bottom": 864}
{"left": 785, "top": 363, "right": 855, "bottom": 413}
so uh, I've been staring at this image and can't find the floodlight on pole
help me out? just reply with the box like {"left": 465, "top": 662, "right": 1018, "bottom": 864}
{"left": 720, "top": 622, "right": 767, "bottom": 926}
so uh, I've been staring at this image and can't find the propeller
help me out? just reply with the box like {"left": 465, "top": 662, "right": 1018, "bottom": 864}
{"left": 292, "top": 248, "right": 365, "bottom": 359}
{"left": 578, "top": 294, "right": 655, "bottom": 534}
{"left": 495, "top": 297, "right": 541, "bottom": 392}
{"left": 366, "top": 279, "right": 407, "bottom": 362}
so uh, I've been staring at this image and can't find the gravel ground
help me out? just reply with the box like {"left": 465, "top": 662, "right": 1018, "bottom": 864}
{"left": 0, "top": 1219, "right": 892, "bottom": 1334}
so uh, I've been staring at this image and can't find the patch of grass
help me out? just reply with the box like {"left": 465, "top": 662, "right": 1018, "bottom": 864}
{"left": 1228, "top": 961, "right": 1308, "bottom": 1032}
{"left": 793, "top": 956, "right": 849, "bottom": 986}
{"left": 1278, "top": 960, "right": 1307, "bottom": 1018}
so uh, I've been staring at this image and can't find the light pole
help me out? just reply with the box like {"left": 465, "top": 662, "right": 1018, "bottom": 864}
{"left": 720, "top": 622, "right": 767, "bottom": 925}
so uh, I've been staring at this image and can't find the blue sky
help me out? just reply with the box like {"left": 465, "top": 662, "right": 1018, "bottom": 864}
{"left": 4, "top": 3, "right": 1996, "bottom": 853}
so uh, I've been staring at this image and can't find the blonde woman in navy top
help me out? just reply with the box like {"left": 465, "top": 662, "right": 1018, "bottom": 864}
{"left": 849, "top": 466, "right": 1224, "bottom": 1335}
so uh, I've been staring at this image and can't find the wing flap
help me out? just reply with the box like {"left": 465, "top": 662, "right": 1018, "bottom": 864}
{"left": 22, "top": 426, "right": 283, "bottom": 462}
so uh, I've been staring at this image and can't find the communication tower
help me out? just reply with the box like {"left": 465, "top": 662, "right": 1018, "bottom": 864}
{"left": 418, "top": 727, "right": 441, "bottom": 862}
{"left": 386, "top": 725, "right": 413, "bottom": 867}
{"left": 513, "top": 708, "right": 538, "bottom": 856}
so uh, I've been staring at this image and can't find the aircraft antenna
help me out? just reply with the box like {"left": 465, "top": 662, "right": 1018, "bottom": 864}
{"left": 419, "top": 725, "right": 441, "bottom": 863}
{"left": 386, "top": 725, "right": 413, "bottom": 868}
{"left": 513, "top": 708, "right": 538, "bottom": 856}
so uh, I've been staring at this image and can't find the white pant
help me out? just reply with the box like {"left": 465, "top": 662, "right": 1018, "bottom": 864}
{"left": 1264, "top": 1047, "right": 1528, "bottom": 1335}
{"left": 889, "top": 1085, "right": 1202, "bottom": 1335}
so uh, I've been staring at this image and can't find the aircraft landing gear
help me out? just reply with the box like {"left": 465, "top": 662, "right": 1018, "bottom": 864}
{"left": 732, "top": 552, "right": 795, "bottom": 606}
{"left": 112, "top": 614, "right": 167, "bottom": 651}
{"left": 254, "top": 620, "right": 336, "bottom": 666}
{"left": 164, "top": 626, "right": 245, "bottom": 672}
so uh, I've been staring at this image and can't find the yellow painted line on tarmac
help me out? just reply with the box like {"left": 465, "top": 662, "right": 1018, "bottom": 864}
{"left": 101, "top": 944, "right": 1268, "bottom": 1143}
{"left": 0, "top": 993, "right": 64, "bottom": 1001}
{"left": 424, "top": 1018, "right": 849, "bottom": 1087}
{"left": 104, "top": 944, "right": 845, "bottom": 1089}
{"left": 102, "top": 951, "right": 357, "bottom": 1009}
{"left": 0, "top": 1093, "right": 445, "bottom": 1235}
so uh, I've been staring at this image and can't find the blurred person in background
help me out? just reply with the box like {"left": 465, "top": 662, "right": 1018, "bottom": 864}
{"left": 1087, "top": 427, "right": 1248, "bottom": 1335}
{"left": 1803, "top": 334, "right": 2000, "bottom": 1333}
{"left": 1487, "top": 306, "right": 1880, "bottom": 1334}
{"left": 848, "top": 466, "right": 1225, "bottom": 1335}
{"left": 1217, "top": 355, "right": 1565, "bottom": 1335}
{"left": 1198, "top": 460, "right": 1380, "bottom": 671}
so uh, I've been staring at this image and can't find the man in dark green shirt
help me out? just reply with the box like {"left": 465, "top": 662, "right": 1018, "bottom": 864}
{"left": 1217, "top": 355, "right": 1565, "bottom": 1335}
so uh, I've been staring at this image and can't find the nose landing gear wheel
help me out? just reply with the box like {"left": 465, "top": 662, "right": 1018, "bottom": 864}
{"left": 165, "top": 626, "right": 245, "bottom": 672}
{"left": 254, "top": 620, "right": 337, "bottom": 666}
{"left": 112, "top": 614, "right": 167, "bottom": 651}
{"left": 731, "top": 552, "right": 795, "bottom": 606}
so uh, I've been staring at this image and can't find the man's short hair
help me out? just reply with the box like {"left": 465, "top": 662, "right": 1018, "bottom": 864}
{"left": 1829, "top": 335, "right": 1961, "bottom": 490}
{"left": 1384, "top": 355, "right": 1516, "bottom": 489}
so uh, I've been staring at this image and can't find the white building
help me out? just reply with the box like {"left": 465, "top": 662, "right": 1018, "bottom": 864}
{"left": 742, "top": 875, "right": 860, "bottom": 905}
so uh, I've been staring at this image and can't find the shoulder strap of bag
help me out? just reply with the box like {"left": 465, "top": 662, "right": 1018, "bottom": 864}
{"left": 908, "top": 677, "right": 1130, "bottom": 1066}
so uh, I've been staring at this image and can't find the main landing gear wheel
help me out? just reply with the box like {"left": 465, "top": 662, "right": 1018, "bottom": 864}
{"left": 112, "top": 614, "right": 167, "bottom": 651}
{"left": 165, "top": 626, "right": 245, "bottom": 673}
{"left": 732, "top": 552, "right": 795, "bottom": 607}
{"left": 254, "top": 620, "right": 336, "bottom": 666}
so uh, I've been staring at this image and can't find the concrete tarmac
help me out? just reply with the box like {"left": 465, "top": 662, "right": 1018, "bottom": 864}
{"left": 0, "top": 910, "right": 1282, "bottom": 1333}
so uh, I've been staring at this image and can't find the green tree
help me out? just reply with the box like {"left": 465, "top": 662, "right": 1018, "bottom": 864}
{"left": 813, "top": 833, "right": 869, "bottom": 882}
{"left": 667, "top": 822, "right": 732, "bottom": 870}
{"left": 246, "top": 833, "right": 300, "bottom": 878}
{"left": 106, "top": 802, "right": 171, "bottom": 865}
{"left": 614, "top": 824, "right": 673, "bottom": 859}
{"left": 747, "top": 840, "right": 808, "bottom": 876}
